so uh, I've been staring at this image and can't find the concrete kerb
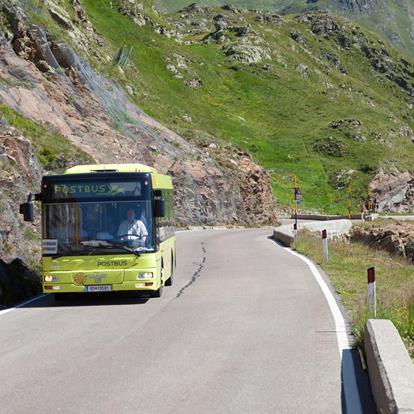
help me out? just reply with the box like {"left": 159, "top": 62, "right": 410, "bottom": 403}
{"left": 365, "top": 319, "right": 414, "bottom": 414}
{"left": 272, "top": 219, "right": 353, "bottom": 247}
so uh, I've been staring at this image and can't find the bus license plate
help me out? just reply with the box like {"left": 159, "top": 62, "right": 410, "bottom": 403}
{"left": 85, "top": 285, "right": 112, "bottom": 293}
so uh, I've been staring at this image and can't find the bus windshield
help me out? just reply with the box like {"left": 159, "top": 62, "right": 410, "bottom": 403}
{"left": 42, "top": 200, "right": 154, "bottom": 256}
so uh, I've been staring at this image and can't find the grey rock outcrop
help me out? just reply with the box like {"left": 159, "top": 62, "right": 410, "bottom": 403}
{"left": 117, "top": 0, "right": 147, "bottom": 26}
{"left": 223, "top": 40, "right": 270, "bottom": 64}
{"left": 352, "top": 222, "right": 414, "bottom": 261}
{"left": 255, "top": 12, "right": 284, "bottom": 24}
{"left": 369, "top": 171, "right": 414, "bottom": 213}
{"left": 297, "top": 12, "right": 414, "bottom": 96}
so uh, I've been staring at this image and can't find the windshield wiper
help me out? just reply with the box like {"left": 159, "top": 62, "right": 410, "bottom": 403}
{"left": 80, "top": 240, "right": 141, "bottom": 256}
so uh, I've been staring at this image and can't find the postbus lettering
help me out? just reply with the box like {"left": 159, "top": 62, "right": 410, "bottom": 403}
{"left": 97, "top": 260, "right": 128, "bottom": 267}
{"left": 54, "top": 184, "right": 121, "bottom": 196}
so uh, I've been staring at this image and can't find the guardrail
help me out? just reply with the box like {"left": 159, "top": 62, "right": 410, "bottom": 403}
{"left": 290, "top": 214, "right": 377, "bottom": 221}
{"left": 365, "top": 319, "right": 414, "bottom": 414}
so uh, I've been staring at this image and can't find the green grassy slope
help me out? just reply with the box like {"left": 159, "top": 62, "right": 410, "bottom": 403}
{"left": 76, "top": 2, "right": 414, "bottom": 213}
{"left": 157, "top": 0, "right": 414, "bottom": 59}
{"left": 155, "top": 0, "right": 323, "bottom": 12}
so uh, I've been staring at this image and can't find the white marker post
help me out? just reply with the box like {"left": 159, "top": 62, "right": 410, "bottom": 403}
{"left": 322, "top": 229, "right": 329, "bottom": 263}
{"left": 367, "top": 267, "right": 376, "bottom": 316}
{"left": 293, "top": 222, "right": 298, "bottom": 248}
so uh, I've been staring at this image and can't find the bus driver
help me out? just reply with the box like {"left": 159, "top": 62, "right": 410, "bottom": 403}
{"left": 117, "top": 208, "right": 148, "bottom": 242}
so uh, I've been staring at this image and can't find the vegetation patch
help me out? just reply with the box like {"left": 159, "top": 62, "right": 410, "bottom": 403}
{"left": 295, "top": 231, "right": 414, "bottom": 359}
{"left": 0, "top": 104, "right": 93, "bottom": 170}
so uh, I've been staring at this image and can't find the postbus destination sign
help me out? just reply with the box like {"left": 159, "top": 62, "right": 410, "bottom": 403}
{"left": 47, "top": 180, "right": 146, "bottom": 200}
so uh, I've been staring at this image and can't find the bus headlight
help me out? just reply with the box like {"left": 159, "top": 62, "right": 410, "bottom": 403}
{"left": 137, "top": 272, "right": 153, "bottom": 279}
{"left": 44, "top": 274, "right": 54, "bottom": 282}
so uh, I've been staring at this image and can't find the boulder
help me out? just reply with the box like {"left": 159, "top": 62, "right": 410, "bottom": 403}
{"left": 296, "top": 63, "right": 309, "bottom": 79}
{"left": 184, "top": 78, "right": 203, "bottom": 89}
{"left": 48, "top": 8, "right": 73, "bottom": 30}
{"left": 180, "top": 3, "right": 210, "bottom": 14}
{"left": 255, "top": 13, "right": 284, "bottom": 24}
{"left": 330, "top": 119, "right": 362, "bottom": 128}
{"left": 290, "top": 30, "right": 304, "bottom": 43}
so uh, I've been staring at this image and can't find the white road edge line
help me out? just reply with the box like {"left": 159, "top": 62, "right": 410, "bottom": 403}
{"left": 0, "top": 294, "right": 46, "bottom": 316}
{"left": 279, "top": 245, "right": 364, "bottom": 414}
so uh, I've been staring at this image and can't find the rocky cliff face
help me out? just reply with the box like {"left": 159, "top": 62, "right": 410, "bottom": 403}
{"left": 0, "top": 124, "right": 42, "bottom": 262}
{"left": 352, "top": 221, "right": 414, "bottom": 262}
{"left": 0, "top": 124, "right": 42, "bottom": 307}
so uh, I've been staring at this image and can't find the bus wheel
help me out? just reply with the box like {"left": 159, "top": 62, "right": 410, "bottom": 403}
{"left": 54, "top": 293, "right": 68, "bottom": 302}
{"left": 165, "top": 255, "right": 173, "bottom": 287}
{"left": 150, "top": 286, "right": 163, "bottom": 298}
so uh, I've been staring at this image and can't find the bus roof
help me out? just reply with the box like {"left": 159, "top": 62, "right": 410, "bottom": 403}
{"left": 63, "top": 164, "right": 173, "bottom": 189}
{"left": 64, "top": 164, "right": 158, "bottom": 174}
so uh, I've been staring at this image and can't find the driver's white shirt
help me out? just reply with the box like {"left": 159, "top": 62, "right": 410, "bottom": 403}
{"left": 117, "top": 219, "right": 148, "bottom": 239}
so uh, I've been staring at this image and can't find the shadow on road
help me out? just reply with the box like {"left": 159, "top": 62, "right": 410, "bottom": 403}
{"left": 342, "top": 349, "right": 377, "bottom": 413}
{"left": 22, "top": 292, "right": 151, "bottom": 308}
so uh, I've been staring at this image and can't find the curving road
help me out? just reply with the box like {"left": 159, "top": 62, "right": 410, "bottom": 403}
{"left": 0, "top": 229, "right": 376, "bottom": 413}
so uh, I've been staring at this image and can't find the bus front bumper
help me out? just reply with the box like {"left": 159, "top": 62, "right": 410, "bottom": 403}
{"left": 43, "top": 280, "right": 161, "bottom": 294}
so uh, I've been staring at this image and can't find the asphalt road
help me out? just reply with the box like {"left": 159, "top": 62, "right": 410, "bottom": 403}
{"left": 0, "top": 229, "right": 376, "bottom": 413}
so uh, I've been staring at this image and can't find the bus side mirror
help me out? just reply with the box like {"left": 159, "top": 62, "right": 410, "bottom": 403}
{"left": 19, "top": 194, "right": 34, "bottom": 222}
{"left": 154, "top": 199, "right": 165, "bottom": 218}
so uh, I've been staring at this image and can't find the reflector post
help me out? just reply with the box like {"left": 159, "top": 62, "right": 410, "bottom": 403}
{"left": 322, "top": 230, "right": 329, "bottom": 263}
{"left": 367, "top": 267, "right": 375, "bottom": 284}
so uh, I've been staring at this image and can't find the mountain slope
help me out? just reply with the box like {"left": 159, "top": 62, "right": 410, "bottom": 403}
{"left": 156, "top": 0, "right": 414, "bottom": 59}
{"left": 76, "top": 1, "right": 414, "bottom": 213}
{"left": 3, "top": 0, "right": 414, "bottom": 215}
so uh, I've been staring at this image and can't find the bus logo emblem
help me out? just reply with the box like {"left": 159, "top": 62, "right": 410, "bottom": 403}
{"left": 74, "top": 273, "right": 87, "bottom": 285}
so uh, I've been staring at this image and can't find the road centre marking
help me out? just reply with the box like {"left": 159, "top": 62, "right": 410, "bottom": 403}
{"left": 278, "top": 245, "right": 363, "bottom": 414}
{"left": 0, "top": 294, "right": 46, "bottom": 317}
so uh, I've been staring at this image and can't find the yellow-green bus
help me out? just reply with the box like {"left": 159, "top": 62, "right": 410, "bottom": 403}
{"left": 20, "top": 164, "right": 176, "bottom": 300}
